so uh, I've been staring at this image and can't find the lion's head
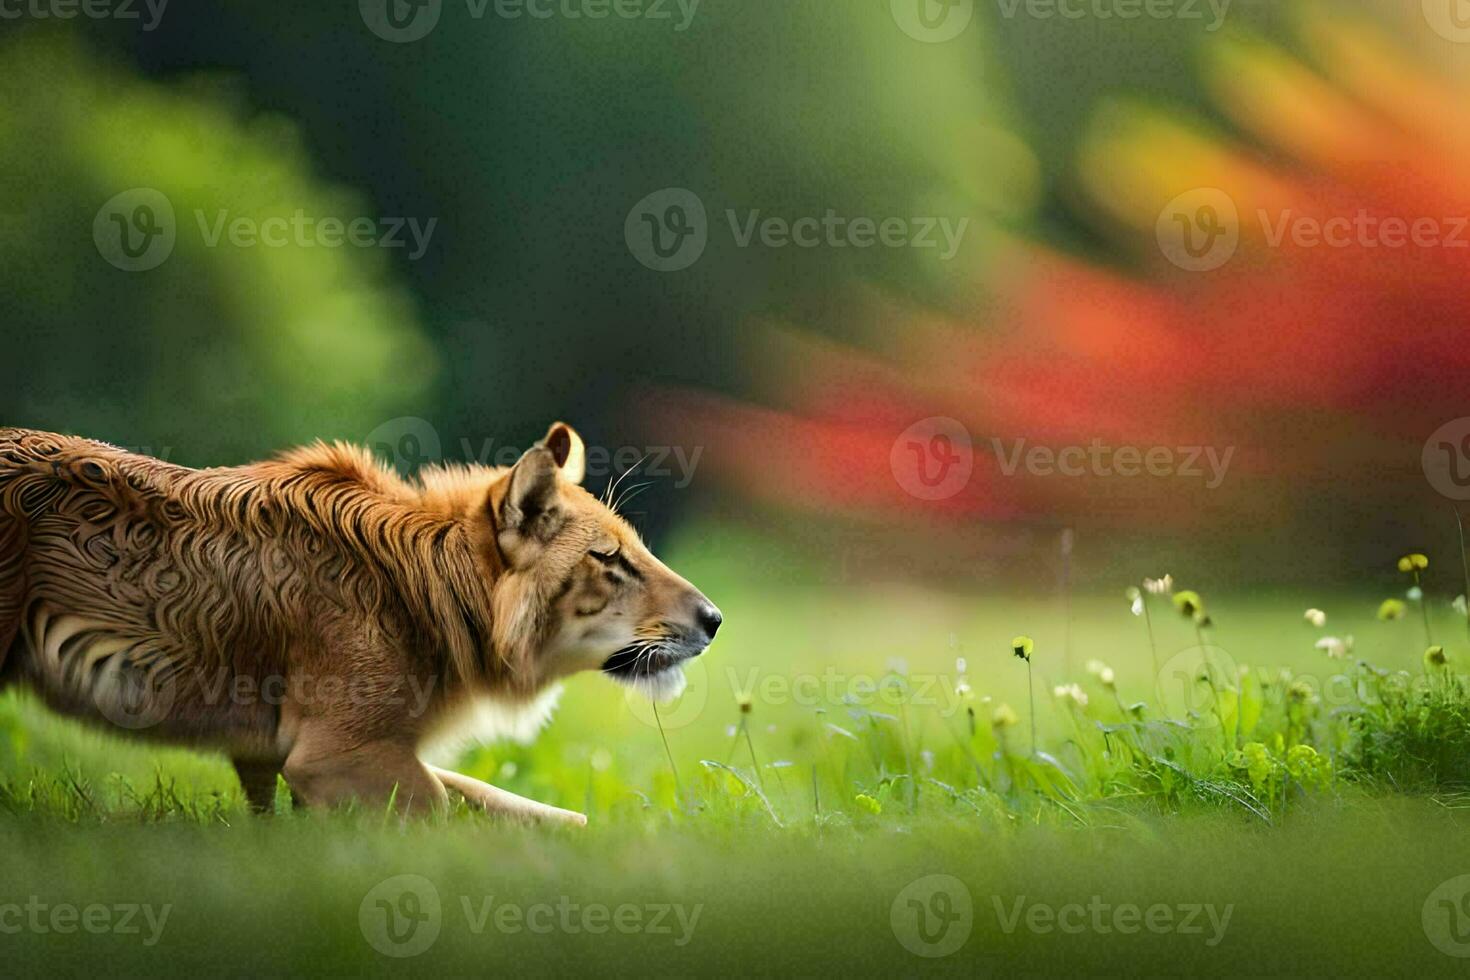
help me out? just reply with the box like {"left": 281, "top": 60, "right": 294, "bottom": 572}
{"left": 482, "top": 423, "right": 720, "bottom": 701}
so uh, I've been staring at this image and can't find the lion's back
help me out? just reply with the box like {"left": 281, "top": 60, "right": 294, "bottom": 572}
{"left": 0, "top": 430, "right": 292, "bottom": 744}
{"left": 0, "top": 428, "right": 451, "bottom": 749}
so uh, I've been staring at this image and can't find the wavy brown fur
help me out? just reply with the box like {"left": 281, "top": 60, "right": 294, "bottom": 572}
{"left": 0, "top": 428, "right": 523, "bottom": 747}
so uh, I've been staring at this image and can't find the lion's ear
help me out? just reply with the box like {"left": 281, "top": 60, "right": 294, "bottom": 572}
{"left": 543, "top": 422, "right": 585, "bottom": 485}
{"left": 498, "top": 444, "right": 562, "bottom": 540}
{"left": 493, "top": 423, "right": 584, "bottom": 547}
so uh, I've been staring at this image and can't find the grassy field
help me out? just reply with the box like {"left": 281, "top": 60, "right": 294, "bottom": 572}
{"left": 2, "top": 529, "right": 1470, "bottom": 975}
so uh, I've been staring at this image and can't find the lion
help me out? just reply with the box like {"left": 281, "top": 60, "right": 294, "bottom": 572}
{"left": 0, "top": 423, "right": 721, "bottom": 826}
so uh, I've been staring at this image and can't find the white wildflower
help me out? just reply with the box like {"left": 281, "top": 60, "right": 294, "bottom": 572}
{"left": 1143, "top": 575, "right": 1174, "bottom": 595}
{"left": 1053, "top": 683, "right": 1089, "bottom": 709}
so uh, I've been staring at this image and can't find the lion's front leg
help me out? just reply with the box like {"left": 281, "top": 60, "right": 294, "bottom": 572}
{"left": 428, "top": 765, "right": 587, "bottom": 827}
{"left": 283, "top": 728, "right": 448, "bottom": 815}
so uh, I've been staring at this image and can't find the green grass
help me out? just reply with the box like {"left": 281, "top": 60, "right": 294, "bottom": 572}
{"left": 3, "top": 532, "right": 1470, "bottom": 975}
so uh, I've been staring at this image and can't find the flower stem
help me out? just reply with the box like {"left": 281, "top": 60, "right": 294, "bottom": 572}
{"left": 742, "top": 720, "right": 765, "bottom": 792}
{"left": 1027, "top": 660, "right": 1037, "bottom": 757}
{"left": 1415, "top": 569, "right": 1435, "bottom": 647}
{"left": 1142, "top": 595, "right": 1161, "bottom": 700}
{"left": 652, "top": 700, "right": 683, "bottom": 806}
{"left": 1195, "top": 621, "right": 1230, "bottom": 752}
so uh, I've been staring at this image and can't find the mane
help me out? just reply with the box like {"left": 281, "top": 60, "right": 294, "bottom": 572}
{"left": 239, "top": 442, "right": 508, "bottom": 690}
{"left": 415, "top": 460, "right": 510, "bottom": 518}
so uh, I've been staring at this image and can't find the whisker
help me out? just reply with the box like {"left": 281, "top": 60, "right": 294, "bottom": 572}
{"left": 614, "top": 483, "right": 653, "bottom": 514}
{"left": 603, "top": 454, "right": 650, "bottom": 508}
{"left": 612, "top": 481, "right": 652, "bottom": 517}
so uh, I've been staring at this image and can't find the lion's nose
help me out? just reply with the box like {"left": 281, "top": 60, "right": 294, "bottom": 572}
{"left": 694, "top": 601, "right": 723, "bottom": 642}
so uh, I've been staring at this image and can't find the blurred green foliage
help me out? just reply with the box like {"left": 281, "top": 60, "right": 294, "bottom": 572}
{"left": 0, "top": 33, "right": 438, "bottom": 463}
